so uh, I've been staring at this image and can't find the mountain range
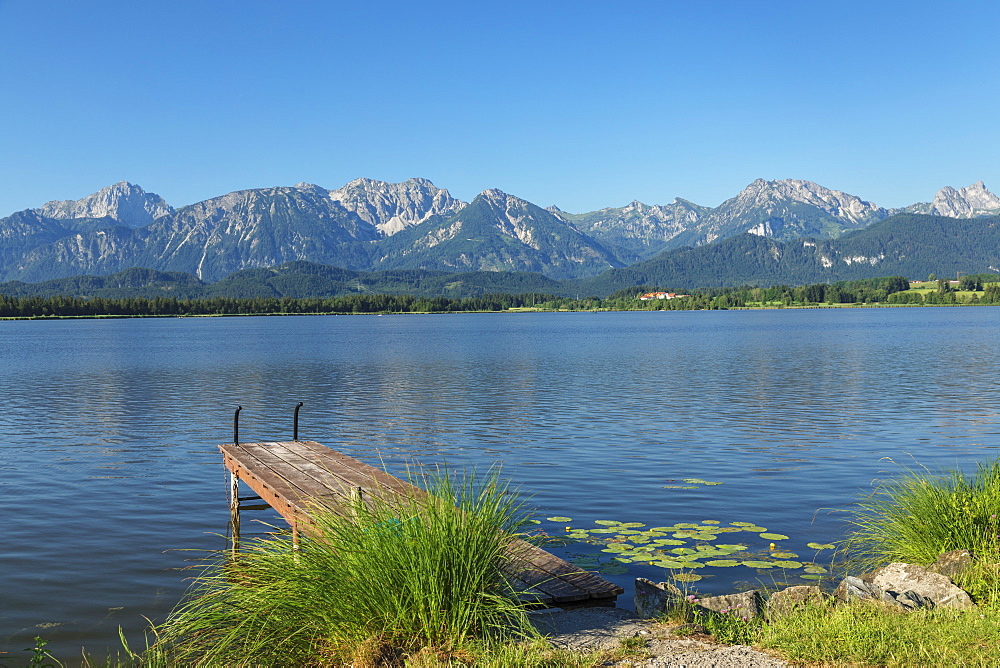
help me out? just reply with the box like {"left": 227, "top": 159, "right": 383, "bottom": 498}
{"left": 1, "top": 176, "right": 999, "bottom": 287}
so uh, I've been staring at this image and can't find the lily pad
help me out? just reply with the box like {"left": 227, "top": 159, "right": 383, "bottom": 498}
{"left": 705, "top": 559, "right": 741, "bottom": 567}
{"left": 701, "top": 520, "right": 721, "bottom": 524}
{"left": 671, "top": 547, "right": 697, "bottom": 555}
{"left": 675, "top": 523, "right": 702, "bottom": 529}
{"left": 803, "top": 566, "right": 828, "bottom": 574}
{"left": 599, "top": 562, "right": 629, "bottom": 575}
{"left": 663, "top": 485, "right": 699, "bottom": 489}
{"left": 594, "top": 520, "right": 621, "bottom": 526}
{"left": 525, "top": 519, "right": 542, "bottom": 525}
{"left": 547, "top": 516, "right": 573, "bottom": 522}
{"left": 741, "top": 560, "right": 777, "bottom": 568}
{"left": 800, "top": 574, "right": 825, "bottom": 580}
{"left": 652, "top": 560, "right": 689, "bottom": 569}
{"left": 672, "top": 573, "right": 703, "bottom": 582}
{"left": 807, "top": 542, "right": 836, "bottom": 550}
{"left": 729, "top": 522, "right": 755, "bottom": 527}
{"left": 760, "top": 533, "right": 789, "bottom": 540}
{"left": 714, "top": 544, "right": 747, "bottom": 551}
{"left": 651, "top": 539, "right": 686, "bottom": 546}
{"left": 620, "top": 522, "right": 646, "bottom": 528}
{"left": 773, "top": 560, "right": 804, "bottom": 569}
{"left": 570, "top": 558, "right": 599, "bottom": 567}
{"left": 771, "top": 551, "right": 799, "bottom": 559}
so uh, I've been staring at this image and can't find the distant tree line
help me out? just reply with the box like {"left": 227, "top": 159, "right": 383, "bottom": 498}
{"left": 3, "top": 275, "right": 999, "bottom": 318}
{"left": 0, "top": 293, "right": 557, "bottom": 318}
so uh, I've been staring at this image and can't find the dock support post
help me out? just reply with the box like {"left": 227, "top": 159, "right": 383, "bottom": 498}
{"left": 229, "top": 471, "right": 241, "bottom": 555}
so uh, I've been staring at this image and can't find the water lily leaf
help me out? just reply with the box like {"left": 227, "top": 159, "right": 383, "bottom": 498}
{"left": 682, "top": 478, "right": 707, "bottom": 484}
{"left": 743, "top": 526, "right": 768, "bottom": 533}
{"left": 741, "top": 560, "right": 777, "bottom": 568}
{"left": 803, "top": 566, "right": 828, "bottom": 574}
{"left": 760, "top": 533, "right": 789, "bottom": 540}
{"left": 773, "top": 560, "right": 803, "bottom": 569}
{"left": 695, "top": 545, "right": 719, "bottom": 552}
{"left": 771, "top": 551, "right": 799, "bottom": 559}
{"left": 546, "top": 516, "right": 573, "bottom": 522}
{"left": 652, "top": 560, "right": 689, "bottom": 569}
{"left": 705, "top": 559, "right": 741, "bottom": 567}
{"left": 672, "top": 573, "right": 703, "bottom": 582}
{"left": 652, "top": 526, "right": 681, "bottom": 532}
{"left": 588, "top": 528, "right": 618, "bottom": 534}
{"left": 594, "top": 520, "right": 621, "bottom": 526}
{"left": 599, "top": 563, "right": 629, "bottom": 575}
{"left": 671, "top": 547, "right": 697, "bottom": 555}
{"left": 673, "top": 532, "right": 698, "bottom": 539}
{"left": 525, "top": 519, "right": 542, "bottom": 525}
{"left": 800, "top": 574, "right": 825, "bottom": 580}
{"left": 616, "top": 529, "right": 643, "bottom": 535}
{"left": 643, "top": 531, "right": 668, "bottom": 538}
{"left": 704, "top": 481, "right": 724, "bottom": 486}
{"left": 651, "top": 539, "right": 686, "bottom": 546}
{"left": 675, "top": 523, "right": 702, "bottom": 529}
{"left": 713, "top": 544, "right": 747, "bottom": 551}
{"left": 570, "top": 557, "right": 599, "bottom": 566}
{"left": 730, "top": 521, "right": 755, "bottom": 526}
{"left": 806, "top": 542, "right": 836, "bottom": 550}
{"left": 711, "top": 527, "right": 743, "bottom": 533}
{"left": 692, "top": 534, "right": 718, "bottom": 541}
{"left": 663, "top": 485, "right": 699, "bottom": 489}
{"left": 701, "top": 520, "right": 721, "bottom": 524}
{"left": 619, "top": 522, "right": 646, "bottom": 528}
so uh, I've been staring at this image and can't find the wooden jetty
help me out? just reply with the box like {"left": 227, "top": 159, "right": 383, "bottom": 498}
{"left": 220, "top": 440, "right": 623, "bottom": 607}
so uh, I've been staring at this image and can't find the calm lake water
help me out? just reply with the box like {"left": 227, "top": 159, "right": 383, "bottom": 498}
{"left": 2, "top": 308, "right": 999, "bottom": 662}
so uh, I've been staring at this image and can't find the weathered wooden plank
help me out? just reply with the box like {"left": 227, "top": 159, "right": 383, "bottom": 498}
{"left": 289, "top": 441, "right": 421, "bottom": 500}
{"left": 262, "top": 443, "right": 363, "bottom": 498}
{"left": 511, "top": 539, "right": 624, "bottom": 598}
{"left": 221, "top": 444, "right": 343, "bottom": 526}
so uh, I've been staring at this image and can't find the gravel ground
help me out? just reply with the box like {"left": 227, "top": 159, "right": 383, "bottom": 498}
{"left": 531, "top": 607, "right": 791, "bottom": 667}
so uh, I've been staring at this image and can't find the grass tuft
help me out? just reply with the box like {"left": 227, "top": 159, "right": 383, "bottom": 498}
{"left": 844, "top": 459, "right": 1000, "bottom": 602}
{"left": 148, "top": 466, "right": 538, "bottom": 665}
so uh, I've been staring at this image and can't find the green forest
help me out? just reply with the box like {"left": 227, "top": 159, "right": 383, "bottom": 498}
{"left": 3, "top": 275, "right": 999, "bottom": 319}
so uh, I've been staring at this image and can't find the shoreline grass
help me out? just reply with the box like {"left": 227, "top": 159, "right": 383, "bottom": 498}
{"left": 97, "top": 458, "right": 1000, "bottom": 666}
{"left": 143, "top": 467, "right": 538, "bottom": 666}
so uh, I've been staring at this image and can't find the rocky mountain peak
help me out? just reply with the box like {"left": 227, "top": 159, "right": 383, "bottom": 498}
{"left": 37, "top": 181, "right": 173, "bottom": 228}
{"left": 328, "top": 177, "right": 465, "bottom": 236}
{"left": 929, "top": 181, "right": 1000, "bottom": 218}
{"left": 726, "top": 178, "right": 884, "bottom": 225}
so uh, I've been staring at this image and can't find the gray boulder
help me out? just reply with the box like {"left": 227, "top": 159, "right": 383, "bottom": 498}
{"left": 833, "top": 575, "right": 883, "bottom": 603}
{"left": 928, "top": 549, "right": 974, "bottom": 580}
{"left": 696, "top": 590, "right": 763, "bottom": 619}
{"left": 765, "top": 585, "right": 825, "bottom": 620}
{"left": 870, "top": 562, "right": 974, "bottom": 610}
{"left": 634, "top": 578, "right": 683, "bottom": 619}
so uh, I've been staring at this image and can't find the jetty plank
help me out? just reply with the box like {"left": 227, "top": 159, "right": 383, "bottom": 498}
{"left": 220, "top": 441, "right": 623, "bottom": 605}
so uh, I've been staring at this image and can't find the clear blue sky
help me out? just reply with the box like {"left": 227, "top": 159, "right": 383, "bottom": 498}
{"left": 1, "top": 0, "right": 998, "bottom": 216}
